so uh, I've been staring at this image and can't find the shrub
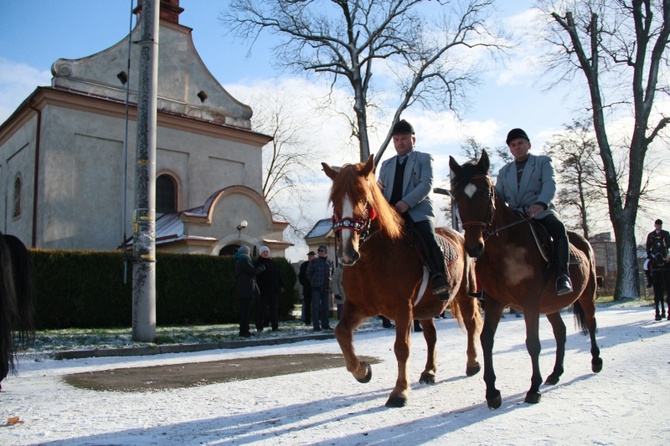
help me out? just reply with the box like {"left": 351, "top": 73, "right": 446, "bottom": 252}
{"left": 30, "top": 250, "right": 296, "bottom": 329}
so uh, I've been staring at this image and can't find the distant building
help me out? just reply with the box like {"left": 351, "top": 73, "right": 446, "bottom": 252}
{"left": 304, "top": 218, "right": 336, "bottom": 262}
{"left": 589, "top": 232, "right": 617, "bottom": 290}
{"left": 0, "top": 0, "right": 292, "bottom": 257}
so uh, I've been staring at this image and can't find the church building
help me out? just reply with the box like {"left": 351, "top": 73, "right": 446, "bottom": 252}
{"left": 0, "top": 0, "right": 292, "bottom": 257}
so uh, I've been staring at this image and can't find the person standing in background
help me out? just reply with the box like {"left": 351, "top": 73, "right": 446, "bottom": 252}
{"left": 233, "top": 245, "right": 265, "bottom": 338}
{"left": 255, "top": 246, "right": 284, "bottom": 331}
{"left": 332, "top": 262, "right": 346, "bottom": 320}
{"left": 306, "top": 245, "right": 334, "bottom": 331}
{"left": 298, "top": 251, "right": 316, "bottom": 325}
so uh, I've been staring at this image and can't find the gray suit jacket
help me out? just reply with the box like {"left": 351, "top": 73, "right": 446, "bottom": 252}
{"left": 378, "top": 150, "right": 435, "bottom": 222}
{"left": 495, "top": 154, "right": 557, "bottom": 219}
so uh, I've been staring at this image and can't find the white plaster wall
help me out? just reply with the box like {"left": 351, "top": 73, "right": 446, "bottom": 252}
{"left": 0, "top": 116, "right": 37, "bottom": 245}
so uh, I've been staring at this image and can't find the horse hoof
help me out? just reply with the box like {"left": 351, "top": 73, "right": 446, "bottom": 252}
{"left": 419, "top": 372, "right": 436, "bottom": 384}
{"left": 355, "top": 362, "right": 372, "bottom": 384}
{"left": 592, "top": 358, "right": 603, "bottom": 373}
{"left": 524, "top": 391, "right": 541, "bottom": 404}
{"left": 466, "top": 363, "right": 481, "bottom": 377}
{"left": 385, "top": 396, "right": 407, "bottom": 408}
{"left": 486, "top": 391, "right": 502, "bottom": 409}
{"left": 545, "top": 374, "right": 560, "bottom": 385}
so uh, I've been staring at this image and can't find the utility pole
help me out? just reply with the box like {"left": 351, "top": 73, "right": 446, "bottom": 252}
{"left": 132, "top": 0, "right": 159, "bottom": 342}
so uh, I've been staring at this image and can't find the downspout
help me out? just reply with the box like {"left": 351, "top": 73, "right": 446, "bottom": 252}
{"left": 28, "top": 99, "right": 42, "bottom": 248}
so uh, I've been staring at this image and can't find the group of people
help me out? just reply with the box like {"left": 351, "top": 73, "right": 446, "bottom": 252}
{"left": 234, "top": 118, "right": 610, "bottom": 335}
{"left": 233, "top": 245, "right": 284, "bottom": 338}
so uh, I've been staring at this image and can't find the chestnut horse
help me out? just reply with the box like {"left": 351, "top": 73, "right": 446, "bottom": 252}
{"left": 449, "top": 151, "right": 602, "bottom": 408}
{"left": 322, "top": 156, "right": 482, "bottom": 408}
{"left": 0, "top": 232, "right": 36, "bottom": 390}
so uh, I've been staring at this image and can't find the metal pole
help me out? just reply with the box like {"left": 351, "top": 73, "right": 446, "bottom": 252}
{"left": 132, "top": 0, "right": 159, "bottom": 342}
{"left": 122, "top": 0, "right": 135, "bottom": 284}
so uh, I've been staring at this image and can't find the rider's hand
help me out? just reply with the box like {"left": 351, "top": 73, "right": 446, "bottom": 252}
{"left": 395, "top": 200, "right": 410, "bottom": 214}
{"left": 526, "top": 204, "right": 543, "bottom": 218}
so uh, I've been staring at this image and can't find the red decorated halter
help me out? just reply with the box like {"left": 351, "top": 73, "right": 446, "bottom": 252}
{"left": 332, "top": 205, "right": 377, "bottom": 233}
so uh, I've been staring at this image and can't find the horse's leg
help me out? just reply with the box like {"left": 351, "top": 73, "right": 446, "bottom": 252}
{"left": 481, "top": 296, "right": 505, "bottom": 409}
{"left": 544, "top": 312, "right": 566, "bottom": 385}
{"left": 418, "top": 318, "right": 437, "bottom": 384}
{"left": 575, "top": 298, "right": 603, "bottom": 373}
{"left": 454, "top": 293, "right": 482, "bottom": 376}
{"left": 523, "top": 308, "right": 543, "bottom": 404}
{"left": 334, "top": 303, "right": 372, "bottom": 384}
{"left": 386, "top": 311, "right": 412, "bottom": 408}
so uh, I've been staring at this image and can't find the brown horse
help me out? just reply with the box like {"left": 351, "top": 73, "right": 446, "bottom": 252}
{"left": 322, "top": 156, "right": 483, "bottom": 408}
{"left": 448, "top": 151, "right": 602, "bottom": 409}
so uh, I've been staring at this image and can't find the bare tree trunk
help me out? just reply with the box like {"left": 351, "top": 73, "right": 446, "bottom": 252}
{"left": 613, "top": 213, "right": 640, "bottom": 300}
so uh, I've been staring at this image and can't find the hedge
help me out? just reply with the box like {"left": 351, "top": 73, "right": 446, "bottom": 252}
{"left": 30, "top": 250, "right": 297, "bottom": 329}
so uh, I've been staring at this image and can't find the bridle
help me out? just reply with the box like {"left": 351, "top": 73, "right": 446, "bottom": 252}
{"left": 331, "top": 203, "right": 377, "bottom": 246}
{"left": 459, "top": 174, "right": 526, "bottom": 241}
{"left": 460, "top": 175, "right": 497, "bottom": 240}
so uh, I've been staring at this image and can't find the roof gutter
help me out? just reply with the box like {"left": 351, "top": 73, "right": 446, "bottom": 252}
{"left": 28, "top": 100, "right": 41, "bottom": 248}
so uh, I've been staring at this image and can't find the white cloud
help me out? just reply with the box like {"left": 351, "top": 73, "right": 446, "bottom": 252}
{"left": 0, "top": 58, "right": 51, "bottom": 122}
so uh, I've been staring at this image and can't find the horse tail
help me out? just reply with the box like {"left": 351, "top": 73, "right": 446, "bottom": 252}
{"left": 4, "top": 235, "right": 36, "bottom": 341}
{"left": 449, "top": 294, "right": 463, "bottom": 325}
{"left": 0, "top": 234, "right": 19, "bottom": 380}
{"left": 572, "top": 300, "right": 589, "bottom": 335}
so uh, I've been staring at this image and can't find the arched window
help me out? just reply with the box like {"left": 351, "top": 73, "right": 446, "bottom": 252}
{"left": 13, "top": 175, "right": 22, "bottom": 217}
{"left": 156, "top": 174, "right": 177, "bottom": 213}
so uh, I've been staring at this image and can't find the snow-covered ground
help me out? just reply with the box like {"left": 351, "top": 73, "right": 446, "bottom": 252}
{"left": 1, "top": 305, "right": 668, "bottom": 445}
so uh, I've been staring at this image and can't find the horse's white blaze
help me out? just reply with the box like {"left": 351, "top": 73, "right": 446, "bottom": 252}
{"left": 340, "top": 195, "right": 356, "bottom": 260}
{"left": 464, "top": 183, "right": 477, "bottom": 199}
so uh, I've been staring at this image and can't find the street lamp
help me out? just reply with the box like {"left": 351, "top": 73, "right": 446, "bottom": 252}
{"left": 237, "top": 220, "right": 248, "bottom": 239}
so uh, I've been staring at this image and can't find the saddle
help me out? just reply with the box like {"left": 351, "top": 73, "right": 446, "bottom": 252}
{"left": 525, "top": 216, "right": 582, "bottom": 266}
{"left": 404, "top": 223, "right": 458, "bottom": 272}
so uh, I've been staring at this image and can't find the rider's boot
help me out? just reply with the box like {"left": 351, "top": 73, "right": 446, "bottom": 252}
{"left": 554, "top": 238, "right": 573, "bottom": 296}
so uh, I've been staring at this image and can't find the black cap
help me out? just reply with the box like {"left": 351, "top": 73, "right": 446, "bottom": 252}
{"left": 392, "top": 119, "right": 414, "bottom": 135}
{"left": 506, "top": 128, "right": 530, "bottom": 145}
{"left": 318, "top": 245, "right": 328, "bottom": 252}
{"left": 307, "top": 251, "right": 316, "bottom": 256}
{"left": 655, "top": 219, "right": 663, "bottom": 226}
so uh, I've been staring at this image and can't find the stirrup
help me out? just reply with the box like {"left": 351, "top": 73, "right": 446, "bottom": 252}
{"left": 555, "top": 275, "right": 573, "bottom": 296}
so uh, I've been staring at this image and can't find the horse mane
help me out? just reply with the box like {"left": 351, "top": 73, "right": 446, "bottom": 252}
{"left": 329, "top": 162, "right": 405, "bottom": 240}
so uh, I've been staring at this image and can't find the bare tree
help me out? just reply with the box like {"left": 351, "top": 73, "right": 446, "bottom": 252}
{"left": 246, "top": 88, "right": 324, "bottom": 237}
{"left": 544, "top": 119, "right": 607, "bottom": 239}
{"left": 222, "top": 0, "right": 508, "bottom": 164}
{"left": 539, "top": 0, "right": 670, "bottom": 300}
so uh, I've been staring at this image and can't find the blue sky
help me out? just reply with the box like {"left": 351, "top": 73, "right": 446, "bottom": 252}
{"left": 5, "top": 0, "right": 664, "bottom": 258}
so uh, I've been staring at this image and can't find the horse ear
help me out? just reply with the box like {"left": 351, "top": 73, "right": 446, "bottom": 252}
{"left": 478, "top": 150, "right": 490, "bottom": 174}
{"left": 322, "top": 162, "right": 339, "bottom": 180}
{"left": 449, "top": 156, "right": 462, "bottom": 176}
{"left": 361, "top": 155, "right": 375, "bottom": 176}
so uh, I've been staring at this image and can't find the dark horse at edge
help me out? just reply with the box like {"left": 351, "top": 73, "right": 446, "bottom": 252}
{"left": 449, "top": 151, "right": 602, "bottom": 408}
{"left": 0, "top": 232, "right": 36, "bottom": 390}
